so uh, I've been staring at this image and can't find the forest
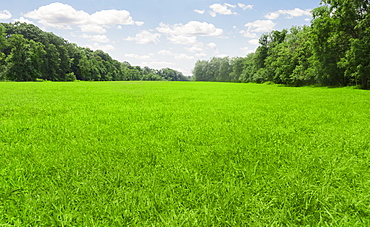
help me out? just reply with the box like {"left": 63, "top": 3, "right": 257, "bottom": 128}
{"left": 193, "top": 0, "right": 370, "bottom": 89}
{"left": 0, "top": 22, "right": 189, "bottom": 82}
{"left": 1, "top": 0, "right": 369, "bottom": 88}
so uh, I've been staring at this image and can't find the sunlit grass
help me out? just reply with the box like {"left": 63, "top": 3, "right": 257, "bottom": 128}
{"left": 0, "top": 81, "right": 369, "bottom": 226}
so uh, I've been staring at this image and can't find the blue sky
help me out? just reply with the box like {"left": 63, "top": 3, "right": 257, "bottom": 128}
{"left": 1, "top": 0, "right": 322, "bottom": 75}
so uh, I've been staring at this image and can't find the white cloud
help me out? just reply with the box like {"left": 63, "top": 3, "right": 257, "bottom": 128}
{"left": 207, "top": 42, "right": 217, "bottom": 50}
{"left": 142, "top": 61, "right": 176, "bottom": 69}
{"left": 158, "top": 50, "right": 173, "bottom": 55}
{"left": 238, "top": 4, "right": 253, "bottom": 10}
{"left": 175, "top": 53, "right": 194, "bottom": 60}
{"left": 157, "top": 21, "right": 223, "bottom": 46}
{"left": 240, "top": 30, "right": 258, "bottom": 38}
{"left": 167, "top": 35, "right": 198, "bottom": 45}
{"left": 265, "top": 8, "right": 312, "bottom": 20}
{"left": 90, "top": 10, "right": 136, "bottom": 25}
{"left": 87, "top": 43, "right": 115, "bottom": 52}
{"left": 135, "top": 21, "right": 145, "bottom": 26}
{"left": 207, "top": 42, "right": 219, "bottom": 54}
{"left": 125, "top": 30, "right": 161, "bottom": 44}
{"left": 12, "top": 17, "right": 34, "bottom": 25}
{"left": 25, "top": 3, "right": 90, "bottom": 29}
{"left": 248, "top": 39, "right": 260, "bottom": 46}
{"left": 209, "top": 3, "right": 238, "bottom": 17}
{"left": 0, "top": 10, "right": 12, "bottom": 20}
{"left": 124, "top": 54, "right": 151, "bottom": 60}
{"left": 79, "top": 24, "right": 107, "bottom": 34}
{"left": 185, "top": 42, "right": 208, "bottom": 57}
{"left": 194, "top": 9, "right": 205, "bottom": 14}
{"left": 157, "top": 50, "right": 194, "bottom": 60}
{"left": 82, "top": 34, "right": 110, "bottom": 43}
{"left": 157, "top": 21, "right": 223, "bottom": 37}
{"left": 245, "top": 20, "right": 276, "bottom": 33}
{"left": 240, "top": 47, "right": 254, "bottom": 54}
{"left": 225, "top": 3, "right": 237, "bottom": 8}
{"left": 24, "top": 2, "right": 142, "bottom": 32}
{"left": 195, "top": 53, "right": 207, "bottom": 57}
{"left": 186, "top": 43, "right": 205, "bottom": 53}
{"left": 216, "top": 54, "right": 228, "bottom": 58}
{"left": 285, "top": 8, "right": 312, "bottom": 18}
{"left": 265, "top": 12, "right": 280, "bottom": 20}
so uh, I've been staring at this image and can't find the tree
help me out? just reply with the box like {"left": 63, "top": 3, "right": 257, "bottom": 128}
{"left": 78, "top": 52, "right": 91, "bottom": 81}
{"left": 0, "top": 25, "right": 7, "bottom": 78}
{"left": 41, "top": 43, "right": 61, "bottom": 81}
{"left": 4, "top": 34, "right": 46, "bottom": 81}
{"left": 0, "top": 25, "right": 6, "bottom": 51}
{"left": 230, "top": 57, "right": 245, "bottom": 82}
{"left": 264, "top": 29, "right": 288, "bottom": 83}
{"left": 321, "top": 0, "right": 370, "bottom": 88}
{"left": 193, "top": 60, "right": 209, "bottom": 81}
{"left": 310, "top": 0, "right": 370, "bottom": 88}
{"left": 218, "top": 57, "right": 232, "bottom": 82}
{"left": 1, "top": 22, "right": 187, "bottom": 82}
{"left": 240, "top": 53, "right": 256, "bottom": 83}
{"left": 311, "top": 6, "right": 348, "bottom": 86}
{"left": 270, "top": 26, "right": 314, "bottom": 86}
{"left": 254, "top": 34, "right": 269, "bottom": 70}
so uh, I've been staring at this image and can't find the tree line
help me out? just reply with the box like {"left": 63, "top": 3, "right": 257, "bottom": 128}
{"left": 193, "top": 0, "right": 370, "bottom": 89}
{"left": 0, "top": 22, "right": 189, "bottom": 82}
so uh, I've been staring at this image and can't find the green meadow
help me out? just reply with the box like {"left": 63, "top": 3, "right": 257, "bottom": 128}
{"left": 0, "top": 81, "right": 369, "bottom": 226}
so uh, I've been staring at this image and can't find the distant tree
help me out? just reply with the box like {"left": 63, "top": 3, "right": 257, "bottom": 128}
{"left": 68, "top": 45, "right": 84, "bottom": 80}
{"left": 0, "top": 25, "right": 6, "bottom": 51}
{"left": 41, "top": 43, "right": 61, "bottom": 81}
{"left": 128, "top": 68, "right": 141, "bottom": 80}
{"left": 320, "top": 0, "right": 370, "bottom": 88}
{"left": 4, "top": 34, "right": 46, "bottom": 81}
{"left": 264, "top": 29, "right": 288, "bottom": 83}
{"left": 218, "top": 57, "right": 232, "bottom": 82}
{"left": 254, "top": 34, "right": 269, "bottom": 70}
{"left": 0, "top": 25, "right": 7, "bottom": 78}
{"left": 311, "top": 6, "right": 348, "bottom": 86}
{"left": 230, "top": 57, "right": 245, "bottom": 82}
{"left": 193, "top": 60, "right": 209, "bottom": 81}
{"left": 78, "top": 52, "right": 91, "bottom": 81}
{"left": 189, "top": 1, "right": 370, "bottom": 89}
{"left": 271, "top": 27, "right": 314, "bottom": 86}
{"left": 239, "top": 53, "right": 256, "bottom": 83}
{"left": 0, "top": 22, "right": 187, "bottom": 82}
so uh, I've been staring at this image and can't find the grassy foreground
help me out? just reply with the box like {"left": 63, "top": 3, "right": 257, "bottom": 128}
{"left": 0, "top": 81, "right": 369, "bottom": 226}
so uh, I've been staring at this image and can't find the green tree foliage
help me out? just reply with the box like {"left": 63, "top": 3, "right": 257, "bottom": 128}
{"left": 321, "top": 0, "right": 370, "bottom": 88}
{"left": 157, "top": 68, "right": 189, "bottom": 81}
{"left": 193, "top": 0, "right": 370, "bottom": 89}
{"left": 0, "top": 22, "right": 187, "bottom": 82}
{"left": 193, "top": 60, "right": 209, "bottom": 81}
{"left": 230, "top": 57, "right": 245, "bottom": 82}
{"left": 264, "top": 29, "right": 288, "bottom": 83}
{"left": 311, "top": 6, "right": 348, "bottom": 86}
{"left": 0, "top": 25, "right": 7, "bottom": 78}
{"left": 192, "top": 57, "right": 233, "bottom": 82}
{"left": 5, "top": 34, "right": 46, "bottom": 81}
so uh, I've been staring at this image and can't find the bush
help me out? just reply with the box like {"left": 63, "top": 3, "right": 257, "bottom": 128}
{"left": 65, "top": 72, "right": 76, "bottom": 81}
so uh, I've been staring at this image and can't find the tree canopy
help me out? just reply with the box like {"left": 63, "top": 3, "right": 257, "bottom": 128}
{"left": 0, "top": 22, "right": 188, "bottom": 82}
{"left": 193, "top": 0, "right": 370, "bottom": 89}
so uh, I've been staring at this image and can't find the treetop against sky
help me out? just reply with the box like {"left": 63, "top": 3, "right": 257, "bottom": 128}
{"left": 0, "top": 0, "right": 320, "bottom": 75}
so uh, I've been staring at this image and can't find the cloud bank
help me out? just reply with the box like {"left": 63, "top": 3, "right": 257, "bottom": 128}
{"left": 24, "top": 2, "right": 143, "bottom": 33}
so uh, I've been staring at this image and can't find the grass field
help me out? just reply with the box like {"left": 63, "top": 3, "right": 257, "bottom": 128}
{"left": 0, "top": 81, "right": 369, "bottom": 226}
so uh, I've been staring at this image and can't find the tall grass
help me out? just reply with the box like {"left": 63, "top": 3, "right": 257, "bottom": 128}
{"left": 0, "top": 81, "right": 369, "bottom": 226}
